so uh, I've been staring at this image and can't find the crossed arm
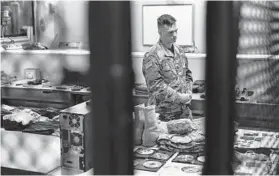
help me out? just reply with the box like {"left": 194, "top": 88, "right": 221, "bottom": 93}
{"left": 142, "top": 54, "right": 193, "bottom": 104}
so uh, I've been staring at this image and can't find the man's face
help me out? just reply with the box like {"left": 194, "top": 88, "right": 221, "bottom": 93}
{"left": 159, "top": 23, "right": 178, "bottom": 46}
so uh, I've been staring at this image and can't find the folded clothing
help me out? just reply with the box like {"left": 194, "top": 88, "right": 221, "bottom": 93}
{"left": 167, "top": 118, "right": 195, "bottom": 135}
{"left": 157, "top": 131, "right": 205, "bottom": 153}
{"left": 3, "top": 109, "right": 41, "bottom": 131}
{"left": 23, "top": 121, "right": 60, "bottom": 135}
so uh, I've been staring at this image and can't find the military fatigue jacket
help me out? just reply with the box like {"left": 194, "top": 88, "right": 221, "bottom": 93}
{"left": 142, "top": 41, "right": 193, "bottom": 119}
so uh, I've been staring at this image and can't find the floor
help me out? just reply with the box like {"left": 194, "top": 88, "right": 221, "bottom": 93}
{"left": 1, "top": 167, "right": 44, "bottom": 175}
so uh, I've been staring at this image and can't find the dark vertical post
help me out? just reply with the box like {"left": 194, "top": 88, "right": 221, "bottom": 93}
{"left": 88, "top": 1, "right": 134, "bottom": 175}
{"left": 203, "top": 1, "right": 240, "bottom": 174}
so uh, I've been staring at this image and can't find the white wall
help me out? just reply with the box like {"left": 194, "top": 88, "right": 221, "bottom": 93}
{"left": 130, "top": 0, "right": 206, "bottom": 53}
{"left": 132, "top": 53, "right": 206, "bottom": 84}
{"left": 36, "top": 1, "right": 89, "bottom": 48}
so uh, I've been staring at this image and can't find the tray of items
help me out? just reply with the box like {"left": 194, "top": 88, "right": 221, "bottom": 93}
{"left": 233, "top": 148, "right": 273, "bottom": 175}
{"left": 134, "top": 147, "right": 175, "bottom": 172}
{"left": 157, "top": 162, "right": 203, "bottom": 176}
{"left": 235, "top": 129, "right": 279, "bottom": 149}
{"left": 171, "top": 152, "right": 205, "bottom": 166}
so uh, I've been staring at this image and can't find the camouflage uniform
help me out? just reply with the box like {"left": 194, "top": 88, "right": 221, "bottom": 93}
{"left": 142, "top": 41, "right": 193, "bottom": 121}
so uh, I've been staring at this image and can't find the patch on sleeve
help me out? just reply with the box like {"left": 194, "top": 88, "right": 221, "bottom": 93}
{"left": 145, "top": 60, "right": 153, "bottom": 70}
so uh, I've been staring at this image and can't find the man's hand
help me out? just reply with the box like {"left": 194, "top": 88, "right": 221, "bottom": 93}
{"left": 179, "top": 93, "right": 192, "bottom": 104}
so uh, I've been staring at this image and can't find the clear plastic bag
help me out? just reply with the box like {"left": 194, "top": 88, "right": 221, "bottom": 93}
{"left": 142, "top": 105, "right": 161, "bottom": 147}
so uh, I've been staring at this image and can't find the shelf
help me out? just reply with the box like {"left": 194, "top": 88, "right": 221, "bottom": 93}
{"left": 0, "top": 49, "right": 90, "bottom": 55}
{"left": 2, "top": 49, "right": 279, "bottom": 60}
{"left": 131, "top": 52, "right": 279, "bottom": 60}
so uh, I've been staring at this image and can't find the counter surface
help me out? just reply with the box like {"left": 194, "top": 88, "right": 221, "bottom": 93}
{"left": 1, "top": 80, "right": 91, "bottom": 95}
{"left": 1, "top": 128, "right": 60, "bottom": 174}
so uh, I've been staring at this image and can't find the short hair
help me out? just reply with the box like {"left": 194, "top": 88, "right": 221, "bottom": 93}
{"left": 157, "top": 14, "right": 176, "bottom": 28}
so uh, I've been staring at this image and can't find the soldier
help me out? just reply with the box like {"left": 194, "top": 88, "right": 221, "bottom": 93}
{"left": 142, "top": 14, "right": 193, "bottom": 121}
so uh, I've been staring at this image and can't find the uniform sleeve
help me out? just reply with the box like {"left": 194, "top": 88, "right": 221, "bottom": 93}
{"left": 142, "top": 54, "right": 182, "bottom": 104}
{"left": 182, "top": 53, "right": 193, "bottom": 94}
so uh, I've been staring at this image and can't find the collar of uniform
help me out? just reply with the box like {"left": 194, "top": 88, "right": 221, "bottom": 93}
{"left": 158, "top": 40, "right": 179, "bottom": 58}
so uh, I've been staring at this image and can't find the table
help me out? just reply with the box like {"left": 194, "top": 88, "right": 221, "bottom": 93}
{"left": 132, "top": 128, "right": 279, "bottom": 175}
{"left": 1, "top": 80, "right": 91, "bottom": 109}
{"left": 1, "top": 128, "right": 60, "bottom": 174}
